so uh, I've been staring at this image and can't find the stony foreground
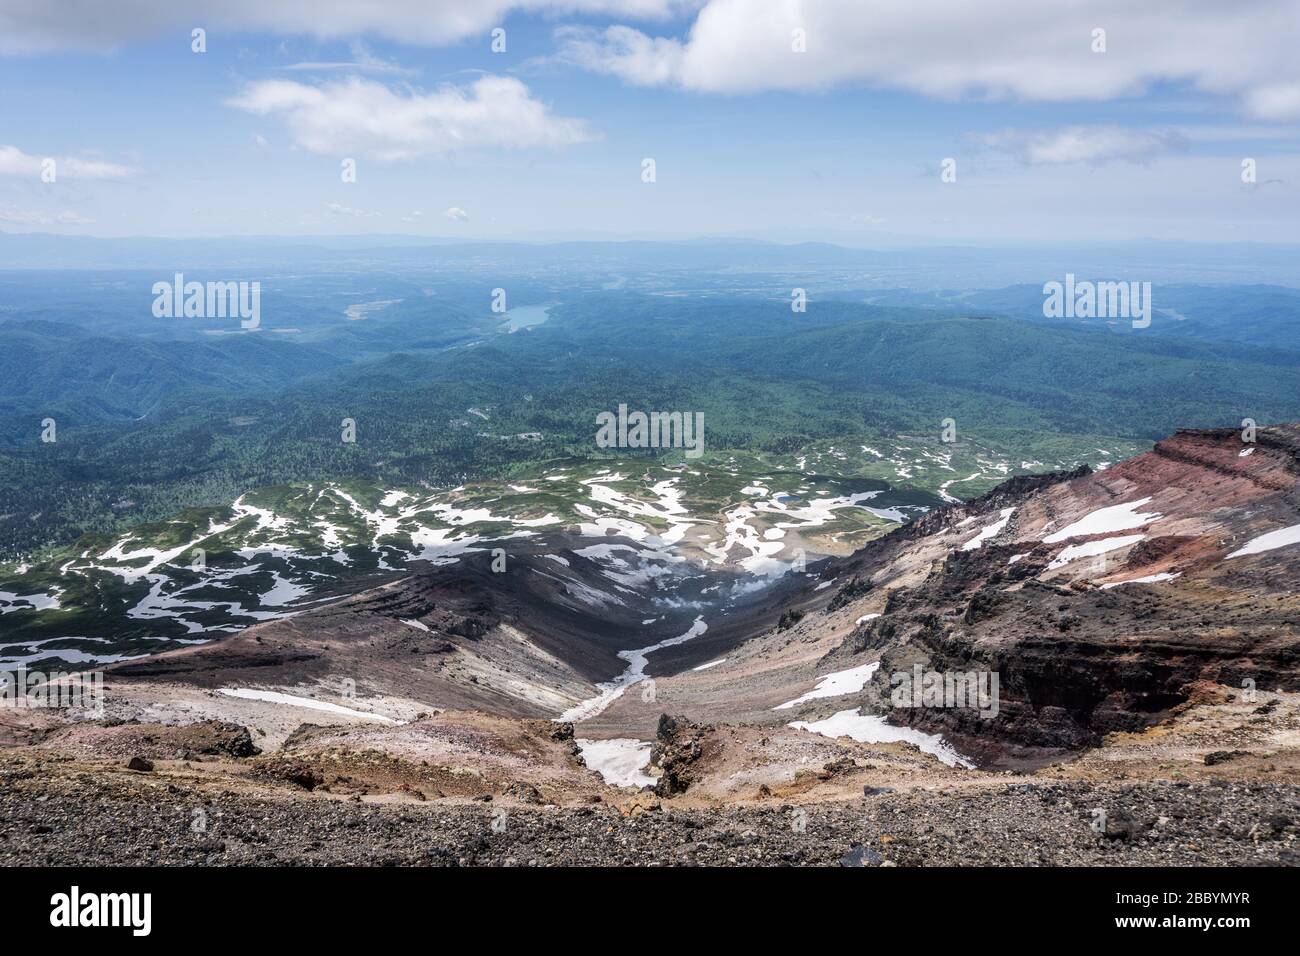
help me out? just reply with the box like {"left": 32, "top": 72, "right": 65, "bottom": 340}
{"left": 2, "top": 674, "right": 1298, "bottom": 867}
{"left": 2, "top": 758, "right": 1295, "bottom": 867}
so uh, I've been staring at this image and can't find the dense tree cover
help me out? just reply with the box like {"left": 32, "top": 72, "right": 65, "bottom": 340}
{"left": 3, "top": 290, "right": 1299, "bottom": 559}
{"left": 866, "top": 282, "right": 1300, "bottom": 352}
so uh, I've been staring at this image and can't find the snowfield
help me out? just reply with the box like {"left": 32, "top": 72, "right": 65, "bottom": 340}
{"left": 216, "top": 688, "right": 400, "bottom": 724}
{"left": 575, "top": 738, "right": 655, "bottom": 788}
{"left": 961, "top": 507, "right": 1015, "bottom": 551}
{"left": 1100, "top": 572, "right": 1181, "bottom": 589}
{"left": 1043, "top": 498, "right": 1162, "bottom": 543}
{"left": 1046, "top": 533, "right": 1146, "bottom": 571}
{"left": 775, "top": 661, "right": 881, "bottom": 710}
{"left": 788, "top": 708, "right": 973, "bottom": 768}
{"left": 1227, "top": 522, "right": 1300, "bottom": 559}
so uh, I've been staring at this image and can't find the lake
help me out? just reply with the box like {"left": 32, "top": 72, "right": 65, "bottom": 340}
{"left": 501, "top": 304, "right": 552, "bottom": 333}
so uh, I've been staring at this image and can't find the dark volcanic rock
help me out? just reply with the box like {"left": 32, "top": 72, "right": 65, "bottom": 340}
{"left": 828, "top": 576, "right": 873, "bottom": 612}
{"left": 5, "top": 768, "right": 1296, "bottom": 866}
{"left": 962, "top": 586, "right": 1008, "bottom": 625}
{"left": 1205, "top": 750, "right": 1250, "bottom": 766}
{"left": 184, "top": 720, "right": 260, "bottom": 758}
{"left": 504, "top": 782, "right": 543, "bottom": 804}
{"left": 1104, "top": 810, "right": 1154, "bottom": 842}
{"left": 840, "top": 844, "right": 884, "bottom": 866}
{"left": 651, "top": 714, "right": 709, "bottom": 797}
{"left": 255, "top": 759, "right": 324, "bottom": 791}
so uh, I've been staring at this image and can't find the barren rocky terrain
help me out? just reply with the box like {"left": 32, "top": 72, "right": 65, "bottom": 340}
{"left": 2, "top": 685, "right": 1297, "bottom": 866}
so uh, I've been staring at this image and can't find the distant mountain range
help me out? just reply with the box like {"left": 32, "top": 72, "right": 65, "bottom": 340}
{"left": 3, "top": 232, "right": 1300, "bottom": 285}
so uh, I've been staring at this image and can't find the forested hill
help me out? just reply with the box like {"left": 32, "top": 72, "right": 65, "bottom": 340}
{"left": 4, "top": 291, "right": 1300, "bottom": 558}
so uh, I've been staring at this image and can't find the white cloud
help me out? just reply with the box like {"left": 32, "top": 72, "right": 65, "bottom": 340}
{"left": 558, "top": 0, "right": 1300, "bottom": 119}
{"left": 444, "top": 206, "right": 470, "bottom": 221}
{"left": 1243, "top": 83, "right": 1300, "bottom": 122}
{"left": 557, "top": 24, "right": 686, "bottom": 86}
{"left": 326, "top": 202, "right": 380, "bottom": 217}
{"left": 228, "top": 75, "right": 592, "bottom": 161}
{"left": 0, "top": 1, "right": 691, "bottom": 54}
{"left": 969, "top": 127, "right": 1185, "bottom": 166}
{"left": 284, "top": 41, "right": 416, "bottom": 76}
{"left": 0, "top": 145, "right": 135, "bottom": 179}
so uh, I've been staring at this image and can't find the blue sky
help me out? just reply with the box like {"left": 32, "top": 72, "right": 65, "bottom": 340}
{"left": 1, "top": 0, "right": 1297, "bottom": 243}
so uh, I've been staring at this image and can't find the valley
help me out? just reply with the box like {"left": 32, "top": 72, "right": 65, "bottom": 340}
{"left": 4, "top": 424, "right": 1299, "bottom": 866}
{"left": 1, "top": 432, "right": 1127, "bottom": 671}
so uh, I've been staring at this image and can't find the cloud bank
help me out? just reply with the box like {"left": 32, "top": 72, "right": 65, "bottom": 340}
{"left": 0, "top": 145, "right": 135, "bottom": 178}
{"left": 227, "top": 75, "right": 592, "bottom": 160}
{"left": 0, "top": 0, "right": 693, "bottom": 53}
{"left": 558, "top": 0, "right": 1300, "bottom": 119}
{"left": 969, "top": 127, "right": 1187, "bottom": 166}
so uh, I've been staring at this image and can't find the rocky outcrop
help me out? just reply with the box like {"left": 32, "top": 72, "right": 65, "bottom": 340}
{"left": 827, "top": 576, "right": 872, "bottom": 612}
{"left": 894, "top": 465, "right": 1092, "bottom": 544}
{"left": 650, "top": 714, "right": 709, "bottom": 797}
{"left": 807, "top": 425, "right": 1300, "bottom": 768}
{"left": 777, "top": 610, "right": 805, "bottom": 631}
{"left": 530, "top": 719, "right": 583, "bottom": 760}
{"left": 40, "top": 719, "right": 261, "bottom": 760}
{"left": 856, "top": 540, "right": 1300, "bottom": 765}
{"left": 253, "top": 758, "right": 324, "bottom": 791}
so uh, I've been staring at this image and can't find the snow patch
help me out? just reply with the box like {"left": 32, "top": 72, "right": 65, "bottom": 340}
{"left": 1099, "top": 572, "right": 1181, "bottom": 589}
{"left": 789, "top": 708, "right": 972, "bottom": 768}
{"left": 1226, "top": 523, "right": 1300, "bottom": 559}
{"left": 775, "top": 662, "right": 880, "bottom": 711}
{"left": 576, "top": 738, "right": 654, "bottom": 788}
{"left": 217, "top": 688, "right": 399, "bottom": 724}
{"left": 960, "top": 508, "right": 1014, "bottom": 551}
{"left": 557, "top": 616, "right": 708, "bottom": 723}
{"left": 1043, "top": 498, "right": 1161, "bottom": 543}
{"left": 1046, "top": 534, "right": 1145, "bottom": 571}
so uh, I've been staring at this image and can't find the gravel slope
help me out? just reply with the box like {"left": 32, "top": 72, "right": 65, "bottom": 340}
{"left": 2, "top": 757, "right": 1295, "bottom": 867}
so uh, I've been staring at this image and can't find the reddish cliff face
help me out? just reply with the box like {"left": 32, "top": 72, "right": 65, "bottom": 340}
{"left": 812, "top": 425, "right": 1300, "bottom": 767}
